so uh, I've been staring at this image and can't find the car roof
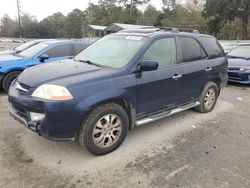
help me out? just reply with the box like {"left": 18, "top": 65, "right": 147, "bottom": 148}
{"left": 38, "top": 39, "right": 91, "bottom": 46}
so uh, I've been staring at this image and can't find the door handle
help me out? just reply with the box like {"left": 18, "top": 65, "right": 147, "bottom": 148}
{"left": 172, "top": 74, "right": 182, "bottom": 80}
{"left": 205, "top": 67, "right": 212, "bottom": 72}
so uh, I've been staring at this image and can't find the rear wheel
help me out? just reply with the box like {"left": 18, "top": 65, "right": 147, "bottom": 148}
{"left": 78, "top": 103, "right": 129, "bottom": 156}
{"left": 2, "top": 71, "right": 21, "bottom": 92}
{"left": 194, "top": 82, "right": 219, "bottom": 113}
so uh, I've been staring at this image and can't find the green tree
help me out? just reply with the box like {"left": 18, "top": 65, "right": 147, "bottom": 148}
{"left": 203, "top": 0, "right": 250, "bottom": 39}
{"left": 40, "top": 12, "right": 68, "bottom": 38}
{"left": 137, "top": 5, "right": 160, "bottom": 26}
{"left": 22, "top": 22, "right": 50, "bottom": 38}
{"left": 66, "top": 9, "right": 86, "bottom": 38}
{"left": 0, "top": 14, "right": 18, "bottom": 37}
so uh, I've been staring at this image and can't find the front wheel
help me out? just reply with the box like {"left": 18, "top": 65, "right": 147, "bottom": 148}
{"left": 2, "top": 71, "right": 21, "bottom": 92}
{"left": 78, "top": 103, "right": 129, "bottom": 156}
{"left": 194, "top": 82, "right": 219, "bottom": 113}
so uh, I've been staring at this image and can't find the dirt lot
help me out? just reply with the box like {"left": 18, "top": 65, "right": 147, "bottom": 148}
{"left": 0, "top": 42, "right": 250, "bottom": 188}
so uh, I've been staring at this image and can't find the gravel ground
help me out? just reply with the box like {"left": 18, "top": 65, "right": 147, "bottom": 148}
{"left": 0, "top": 42, "right": 250, "bottom": 188}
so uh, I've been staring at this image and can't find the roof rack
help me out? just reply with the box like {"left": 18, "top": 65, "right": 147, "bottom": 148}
{"left": 118, "top": 28, "right": 161, "bottom": 33}
{"left": 159, "top": 27, "right": 200, "bottom": 34}
{"left": 117, "top": 27, "right": 200, "bottom": 34}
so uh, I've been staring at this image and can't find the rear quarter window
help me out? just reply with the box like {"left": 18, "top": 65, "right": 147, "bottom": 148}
{"left": 201, "top": 37, "right": 224, "bottom": 58}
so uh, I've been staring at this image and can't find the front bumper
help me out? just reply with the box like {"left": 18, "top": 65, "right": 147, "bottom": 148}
{"left": 227, "top": 70, "right": 250, "bottom": 85}
{"left": 8, "top": 81, "right": 87, "bottom": 141}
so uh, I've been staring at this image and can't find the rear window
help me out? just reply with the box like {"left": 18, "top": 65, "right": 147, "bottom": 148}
{"left": 179, "top": 37, "right": 206, "bottom": 62}
{"left": 201, "top": 37, "right": 224, "bottom": 58}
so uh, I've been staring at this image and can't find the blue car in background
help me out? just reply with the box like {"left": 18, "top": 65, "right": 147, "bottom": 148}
{"left": 0, "top": 39, "right": 49, "bottom": 56}
{"left": 0, "top": 40, "right": 92, "bottom": 91}
{"left": 227, "top": 44, "right": 250, "bottom": 85}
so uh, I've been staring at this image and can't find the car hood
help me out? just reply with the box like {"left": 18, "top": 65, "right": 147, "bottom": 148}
{"left": 0, "top": 54, "right": 23, "bottom": 63}
{"left": 17, "top": 59, "right": 118, "bottom": 88}
{"left": 227, "top": 57, "right": 250, "bottom": 67}
{"left": 0, "top": 49, "right": 15, "bottom": 55}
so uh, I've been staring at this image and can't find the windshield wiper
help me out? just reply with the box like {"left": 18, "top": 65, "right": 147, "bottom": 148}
{"left": 73, "top": 58, "right": 101, "bottom": 67}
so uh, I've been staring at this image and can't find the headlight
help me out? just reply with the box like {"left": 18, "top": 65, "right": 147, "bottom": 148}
{"left": 32, "top": 84, "right": 73, "bottom": 101}
{"left": 240, "top": 66, "right": 250, "bottom": 71}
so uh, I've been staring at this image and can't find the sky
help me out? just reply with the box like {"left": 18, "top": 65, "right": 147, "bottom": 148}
{"left": 0, "top": 0, "right": 171, "bottom": 21}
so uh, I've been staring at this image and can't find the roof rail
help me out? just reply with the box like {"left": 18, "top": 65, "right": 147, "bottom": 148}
{"left": 159, "top": 27, "right": 200, "bottom": 34}
{"left": 118, "top": 28, "right": 161, "bottom": 33}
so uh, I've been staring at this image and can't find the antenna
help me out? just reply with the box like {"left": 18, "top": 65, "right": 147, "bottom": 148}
{"left": 88, "top": 0, "right": 92, "bottom": 17}
{"left": 16, "top": 0, "right": 22, "bottom": 38}
{"left": 129, "top": 0, "right": 134, "bottom": 16}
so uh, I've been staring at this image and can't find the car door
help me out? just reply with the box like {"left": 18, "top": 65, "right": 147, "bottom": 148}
{"left": 176, "top": 37, "right": 209, "bottom": 104}
{"left": 135, "top": 37, "right": 184, "bottom": 118}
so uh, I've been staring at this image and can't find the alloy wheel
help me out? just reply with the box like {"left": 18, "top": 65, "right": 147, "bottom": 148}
{"left": 92, "top": 114, "right": 122, "bottom": 148}
{"left": 204, "top": 88, "right": 216, "bottom": 110}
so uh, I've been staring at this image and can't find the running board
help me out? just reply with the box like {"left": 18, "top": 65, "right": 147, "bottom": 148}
{"left": 135, "top": 101, "right": 200, "bottom": 126}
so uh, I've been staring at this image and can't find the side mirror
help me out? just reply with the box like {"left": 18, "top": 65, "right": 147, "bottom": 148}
{"left": 139, "top": 60, "right": 158, "bottom": 72}
{"left": 39, "top": 54, "right": 49, "bottom": 62}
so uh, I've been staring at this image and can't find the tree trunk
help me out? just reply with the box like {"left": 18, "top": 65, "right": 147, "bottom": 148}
{"left": 240, "top": 1, "right": 249, "bottom": 40}
{"left": 241, "top": 15, "right": 249, "bottom": 40}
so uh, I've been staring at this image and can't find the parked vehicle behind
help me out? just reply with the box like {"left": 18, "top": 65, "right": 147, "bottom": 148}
{"left": 227, "top": 44, "right": 250, "bottom": 85}
{"left": 0, "top": 39, "right": 48, "bottom": 56}
{"left": 0, "top": 40, "right": 92, "bottom": 92}
{"left": 8, "top": 28, "right": 227, "bottom": 155}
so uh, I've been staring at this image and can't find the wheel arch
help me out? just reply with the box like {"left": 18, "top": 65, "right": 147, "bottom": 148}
{"left": 1, "top": 69, "right": 23, "bottom": 90}
{"left": 86, "top": 97, "right": 135, "bottom": 130}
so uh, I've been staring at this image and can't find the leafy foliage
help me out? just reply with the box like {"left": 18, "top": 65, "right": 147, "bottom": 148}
{"left": 203, "top": 0, "right": 250, "bottom": 39}
{"left": 0, "top": 0, "right": 249, "bottom": 39}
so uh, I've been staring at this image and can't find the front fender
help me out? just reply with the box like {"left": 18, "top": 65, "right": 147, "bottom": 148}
{"left": 76, "top": 88, "right": 136, "bottom": 111}
{"left": 70, "top": 74, "right": 137, "bottom": 129}
{"left": 75, "top": 88, "right": 136, "bottom": 130}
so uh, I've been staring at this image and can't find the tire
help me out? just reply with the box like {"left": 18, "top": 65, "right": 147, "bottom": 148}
{"left": 78, "top": 103, "right": 129, "bottom": 156}
{"left": 2, "top": 71, "right": 21, "bottom": 92}
{"left": 194, "top": 82, "right": 219, "bottom": 113}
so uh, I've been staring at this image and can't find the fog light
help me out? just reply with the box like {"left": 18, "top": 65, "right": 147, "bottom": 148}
{"left": 30, "top": 112, "right": 45, "bottom": 121}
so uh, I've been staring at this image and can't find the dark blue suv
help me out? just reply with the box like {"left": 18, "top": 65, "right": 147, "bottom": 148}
{"left": 8, "top": 28, "right": 228, "bottom": 155}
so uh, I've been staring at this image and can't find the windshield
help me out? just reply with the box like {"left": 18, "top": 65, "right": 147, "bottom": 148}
{"left": 227, "top": 46, "right": 250, "bottom": 59}
{"left": 18, "top": 43, "right": 49, "bottom": 58}
{"left": 15, "top": 40, "right": 38, "bottom": 52}
{"left": 74, "top": 35, "right": 147, "bottom": 68}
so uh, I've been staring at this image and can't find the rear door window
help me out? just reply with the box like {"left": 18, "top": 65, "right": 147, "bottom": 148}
{"left": 179, "top": 37, "right": 206, "bottom": 62}
{"left": 142, "top": 38, "right": 177, "bottom": 68}
{"left": 44, "top": 44, "right": 72, "bottom": 58}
